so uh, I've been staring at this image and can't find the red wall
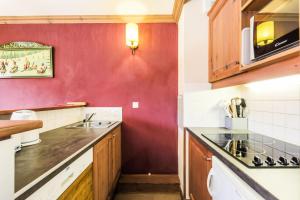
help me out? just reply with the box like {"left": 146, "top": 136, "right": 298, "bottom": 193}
{"left": 0, "top": 24, "right": 178, "bottom": 174}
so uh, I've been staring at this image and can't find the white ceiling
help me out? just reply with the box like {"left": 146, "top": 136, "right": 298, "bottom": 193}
{"left": 0, "top": 0, "right": 176, "bottom": 16}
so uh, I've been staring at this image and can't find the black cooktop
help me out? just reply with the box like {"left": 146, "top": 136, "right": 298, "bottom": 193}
{"left": 202, "top": 133, "right": 300, "bottom": 168}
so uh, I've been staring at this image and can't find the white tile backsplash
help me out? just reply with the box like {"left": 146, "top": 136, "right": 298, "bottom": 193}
{"left": 83, "top": 107, "right": 122, "bottom": 121}
{"left": 37, "top": 108, "right": 84, "bottom": 133}
{"left": 1, "top": 107, "right": 122, "bottom": 136}
{"left": 183, "top": 86, "right": 242, "bottom": 127}
{"left": 242, "top": 83, "right": 300, "bottom": 145}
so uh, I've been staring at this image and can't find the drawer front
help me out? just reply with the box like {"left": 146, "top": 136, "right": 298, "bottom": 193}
{"left": 27, "top": 148, "right": 93, "bottom": 200}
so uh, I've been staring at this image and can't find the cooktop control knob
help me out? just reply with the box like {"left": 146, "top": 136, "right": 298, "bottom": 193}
{"left": 265, "top": 156, "right": 276, "bottom": 166}
{"left": 252, "top": 156, "right": 263, "bottom": 166}
{"left": 291, "top": 157, "right": 300, "bottom": 166}
{"left": 278, "top": 156, "right": 289, "bottom": 166}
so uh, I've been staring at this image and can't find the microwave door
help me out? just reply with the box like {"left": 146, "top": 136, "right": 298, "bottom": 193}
{"left": 250, "top": 0, "right": 299, "bottom": 61}
{"left": 249, "top": 16, "right": 255, "bottom": 61}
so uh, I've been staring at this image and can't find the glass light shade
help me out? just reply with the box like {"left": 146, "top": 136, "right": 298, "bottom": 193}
{"left": 257, "top": 21, "right": 275, "bottom": 46}
{"left": 126, "top": 23, "right": 139, "bottom": 48}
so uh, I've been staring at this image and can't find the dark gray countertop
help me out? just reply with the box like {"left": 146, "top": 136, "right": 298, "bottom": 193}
{"left": 186, "top": 127, "right": 300, "bottom": 200}
{"left": 15, "top": 121, "right": 121, "bottom": 200}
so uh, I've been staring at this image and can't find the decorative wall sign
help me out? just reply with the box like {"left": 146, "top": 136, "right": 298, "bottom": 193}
{"left": 0, "top": 42, "right": 53, "bottom": 78}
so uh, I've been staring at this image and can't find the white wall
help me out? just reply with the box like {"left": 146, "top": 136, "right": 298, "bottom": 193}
{"left": 184, "top": 86, "right": 242, "bottom": 127}
{"left": 178, "top": 8, "right": 185, "bottom": 194}
{"left": 177, "top": 0, "right": 242, "bottom": 196}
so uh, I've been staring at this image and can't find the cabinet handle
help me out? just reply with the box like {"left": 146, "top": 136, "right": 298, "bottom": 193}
{"left": 61, "top": 172, "right": 74, "bottom": 187}
{"left": 206, "top": 157, "right": 212, "bottom": 161}
{"left": 202, "top": 156, "right": 212, "bottom": 161}
{"left": 225, "top": 61, "right": 240, "bottom": 69}
{"left": 207, "top": 168, "right": 214, "bottom": 197}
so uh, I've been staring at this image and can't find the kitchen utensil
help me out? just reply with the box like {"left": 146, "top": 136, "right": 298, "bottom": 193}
{"left": 241, "top": 98, "right": 247, "bottom": 118}
{"left": 230, "top": 99, "right": 238, "bottom": 118}
{"left": 219, "top": 100, "right": 232, "bottom": 118}
{"left": 235, "top": 98, "right": 242, "bottom": 118}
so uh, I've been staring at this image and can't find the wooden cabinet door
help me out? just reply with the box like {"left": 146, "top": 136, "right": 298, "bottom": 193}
{"left": 93, "top": 136, "right": 110, "bottom": 200}
{"left": 189, "top": 135, "right": 212, "bottom": 200}
{"left": 209, "top": 0, "right": 241, "bottom": 82}
{"left": 112, "top": 127, "right": 121, "bottom": 182}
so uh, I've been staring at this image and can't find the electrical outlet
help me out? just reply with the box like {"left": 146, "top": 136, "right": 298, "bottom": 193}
{"left": 132, "top": 102, "right": 139, "bottom": 109}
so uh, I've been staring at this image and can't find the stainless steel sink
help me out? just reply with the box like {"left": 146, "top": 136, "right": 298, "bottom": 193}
{"left": 66, "top": 121, "right": 116, "bottom": 129}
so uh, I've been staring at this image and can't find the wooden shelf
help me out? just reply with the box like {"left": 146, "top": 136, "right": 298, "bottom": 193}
{"left": 242, "top": 46, "right": 300, "bottom": 71}
{"left": 0, "top": 120, "right": 43, "bottom": 140}
{"left": 241, "top": 0, "right": 271, "bottom": 12}
{"left": 212, "top": 55, "right": 300, "bottom": 89}
{"left": 0, "top": 104, "right": 87, "bottom": 115}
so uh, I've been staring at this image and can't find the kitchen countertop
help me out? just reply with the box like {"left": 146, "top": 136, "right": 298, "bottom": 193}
{"left": 15, "top": 121, "right": 121, "bottom": 200}
{"left": 187, "top": 127, "right": 300, "bottom": 200}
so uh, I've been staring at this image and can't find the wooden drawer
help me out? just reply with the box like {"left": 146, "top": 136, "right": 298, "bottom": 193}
{"left": 27, "top": 149, "right": 93, "bottom": 200}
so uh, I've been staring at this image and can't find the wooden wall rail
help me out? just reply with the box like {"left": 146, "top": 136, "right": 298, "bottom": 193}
{"left": 0, "top": 0, "right": 186, "bottom": 24}
{"left": 0, "top": 120, "right": 43, "bottom": 140}
{"left": 0, "top": 15, "right": 176, "bottom": 24}
{"left": 0, "top": 104, "right": 86, "bottom": 115}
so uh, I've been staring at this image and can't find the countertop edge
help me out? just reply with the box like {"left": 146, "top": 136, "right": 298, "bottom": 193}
{"left": 0, "top": 120, "right": 43, "bottom": 140}
{"left": 15, "top": 122, "right": 121, "bottom": 200}
{"left": 186, "top": 127, "right": 279, "bottom": 200}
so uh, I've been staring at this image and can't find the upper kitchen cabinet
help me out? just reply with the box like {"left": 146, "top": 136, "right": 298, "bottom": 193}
{"left": 208, "top": 0, "right": 300, "bottom": 88}
{"left": 208, "top": 0, "right": 241, "bottom": 82}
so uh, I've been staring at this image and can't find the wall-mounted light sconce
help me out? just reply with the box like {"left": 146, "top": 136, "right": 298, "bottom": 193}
{"left": 126, "top": 23, "right": 139, "bottom": 55}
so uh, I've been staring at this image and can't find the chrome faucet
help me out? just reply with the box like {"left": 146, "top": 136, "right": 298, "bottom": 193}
{"left": 84, "top": 113, "right": 96, "bottom": 123}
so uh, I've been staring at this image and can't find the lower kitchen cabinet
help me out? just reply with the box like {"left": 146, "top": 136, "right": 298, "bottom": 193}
{"left": 93, "top": 126, "right": 122, "bottom": 200}
{"left": 111, "top": 126, "right": 122, "bottom": 189}
{"left": 58, "top": 164, "right": 93, "bottom": 200}
{"left": 189, "top": 133, "right": 212, "bottom": 200}
{"left": 93, "top": 134, "right": 111, "bottom": 200}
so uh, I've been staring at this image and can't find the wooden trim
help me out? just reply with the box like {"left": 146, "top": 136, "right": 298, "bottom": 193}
{"left": 241, "top": 0, "right": 271, "bottom": 12}
{"left": 0, "top": 15, "right": 176, "bottom": 24}
{"left": 119, "top": 174, "right": 180, "bottom": 184}
{"left": 242, "top": 46, "right": 300, "bottom": 71}
{"left": 0, "top": 120, "right": 43, "bottom": 140}
{"left": 212, "top": 56, "right": 300, "bottom": 89}
{"left": 0, "top": 104, "right": 86, "bottom": 115}
{"left": 173, "top": 0, "right": 185, "bottom": 23}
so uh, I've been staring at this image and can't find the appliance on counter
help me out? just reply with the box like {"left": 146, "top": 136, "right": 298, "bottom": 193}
{"left": 202, "top": 133, "right": 300, "bottom": 168}
{"left": 207, "top": 156, "right": 265, "bottom": 200}
{"left": 249, "top": 0, "right": 299, "bottom": 61}
{"left": 10, "top": 110, "right": 41, "bottom": 151}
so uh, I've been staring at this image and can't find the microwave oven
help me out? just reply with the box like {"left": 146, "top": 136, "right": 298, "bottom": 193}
{"left": 250, "top": 0, "right": 299, "bottom": 61}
